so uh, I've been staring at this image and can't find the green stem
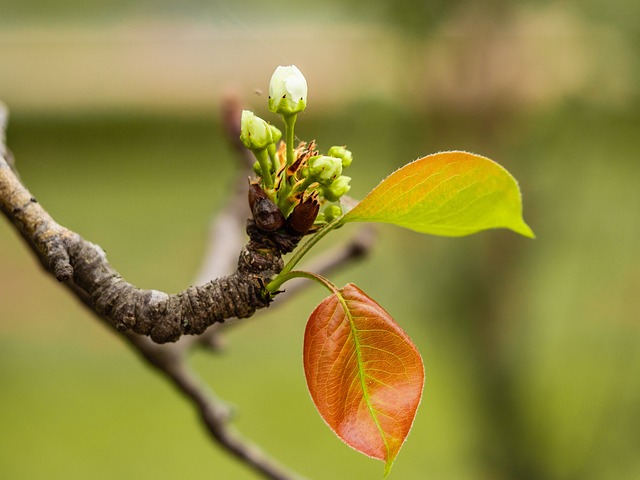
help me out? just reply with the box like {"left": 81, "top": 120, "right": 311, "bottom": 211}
{"left": 254, "top": 149, "right": 273, "bottom": 189}
{"left": 283, "top": 114, "right": 297, "bottom": 167}
{"left": 296, "top": 176, "right": 315, "bottom": 193}
{"left": 276, "top": 176, "right": 314, "bottom": 215}
{"left": 267, "top": 215, "right": 344, "bottom": 294}
{"left": 267, "top": 143, "right": 278, "bottom": 170}
{"left": 276, "top": 181, "right": 292, "bottom": 214}
{"left": 266, "top": 270, "right": 337, "bottom": 295}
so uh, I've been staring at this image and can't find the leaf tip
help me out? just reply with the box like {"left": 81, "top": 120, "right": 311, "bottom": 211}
{"left": 511, "top": 218, "right": 536, "bottom": 239}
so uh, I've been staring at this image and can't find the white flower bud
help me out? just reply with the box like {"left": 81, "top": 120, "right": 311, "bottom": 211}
{"left": 268, "top": 65, "right": 308, "bottom": 116}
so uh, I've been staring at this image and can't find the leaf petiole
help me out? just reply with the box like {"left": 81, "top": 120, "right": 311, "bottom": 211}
{"left": 266, "top": 215, "right": 344, "bottom": 294}
{"left": 266, "top": 270, "right": 337, "bottom": 295}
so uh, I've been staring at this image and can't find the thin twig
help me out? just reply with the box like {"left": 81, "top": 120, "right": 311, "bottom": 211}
{"left": 221, "top": 90, "right": 256, "bottom": 169}
{"left": 125, "top": 333, "right": 306, "bottom": 480}
{"left": 0, "top": 102, "right": 7, "bottom": 153}
{"left": 0, "top": 102, "right": 16, "bottom": 177}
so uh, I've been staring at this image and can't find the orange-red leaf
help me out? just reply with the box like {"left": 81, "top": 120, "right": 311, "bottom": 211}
{"left": 303, "top": 283, "right": 424, "bottom": 475}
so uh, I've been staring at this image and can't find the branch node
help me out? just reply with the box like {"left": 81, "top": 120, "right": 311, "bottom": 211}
{"left": 49, "top": 236, "right": 74, "bottom": 282}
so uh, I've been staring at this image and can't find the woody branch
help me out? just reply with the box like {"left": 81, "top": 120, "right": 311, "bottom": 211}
{"left": 0, "top": 99, "right": 375, "bottom": 480}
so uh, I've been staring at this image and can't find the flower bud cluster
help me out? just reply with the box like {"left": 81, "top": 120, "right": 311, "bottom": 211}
{"left": 240, "top": 65, "right": 354, "bottom": 232}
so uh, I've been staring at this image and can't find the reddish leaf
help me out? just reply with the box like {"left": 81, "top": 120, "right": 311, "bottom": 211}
{"left": 303, "top": 283, "right": 424, "bottom": 475}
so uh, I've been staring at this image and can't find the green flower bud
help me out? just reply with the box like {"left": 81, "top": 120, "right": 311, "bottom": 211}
{"left": 323, "top": 204, "right": 343, "bottom": 222}
{"left": 308, "top": 155, "right": 342, "bottom": 186}
{"left": 269, "top": 124, "right": 283, "bottom": 143}
{"left": 327, "top": 146, "right": 353, "bottom": 169}
{"left": 322, "top": 175, "right": 351, "bottom": 202}
{"left": 240, "top": 110, "right": 273, "bottom": 151}
{"left": 253, "top": 160, "right": 263, "bottom": 177}
{"left": 268, "top": 65, "right": 307, "bottom": 116}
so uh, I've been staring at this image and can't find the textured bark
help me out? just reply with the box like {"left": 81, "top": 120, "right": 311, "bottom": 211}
{"left": 0, "top": 153, "right": 301, "bottom": 343}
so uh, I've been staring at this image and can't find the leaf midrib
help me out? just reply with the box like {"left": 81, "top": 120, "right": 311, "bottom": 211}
{"left": 336, "top": 291, "right": 390, "bottom": 463}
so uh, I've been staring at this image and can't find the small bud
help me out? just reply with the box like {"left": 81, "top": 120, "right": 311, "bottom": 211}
{"left": 327, "top": 146, "right": 353, "bottom": 169}
{"left": 308, "top": 155, "right": 342, "bottom": 186}
{"left": 240, "top": 110, "right": 273, "bottom": 151}
{"left": 253, "top": 160, "right": 263, "bottom": 177}
{"left": 248, "top": 183, "right": 285, "bottom": 232}
{"left": 269, "top": 124, "right": 283, "bottom": 143}
{"left": 287, "top": 196, "right": 320, "bottom": 235}
{"left": 322, "top": 175, "right": 351, "bottom": 202}
{"left": 323, "top": 204, "right": 343, "bottom": 222}
{"left": 268, "top": 65, "right": 308, "bottom": 116}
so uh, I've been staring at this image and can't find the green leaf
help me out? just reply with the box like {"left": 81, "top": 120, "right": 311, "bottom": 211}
{"left": 343, "top": 151, "right": 534, "bottom": 238}
{"left": 304, "top": 283, "right": 424, "bottom": 477}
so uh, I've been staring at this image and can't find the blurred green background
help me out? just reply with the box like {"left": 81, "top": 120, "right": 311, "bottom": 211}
{"left": 1, "top": 1, "right": 639, "bottom": 479}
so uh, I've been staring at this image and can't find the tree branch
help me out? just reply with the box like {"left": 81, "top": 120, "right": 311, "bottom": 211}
{"left": 0, "top": 140, "right": 303, "bottom": 343}
{"left": 0, "top": 99, "right": 373, "bottom": 480}
{"left": 0, "top": 102, "right": 309, "bottom": 479}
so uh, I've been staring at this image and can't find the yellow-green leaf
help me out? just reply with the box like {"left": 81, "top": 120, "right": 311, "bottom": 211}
{"left": 343, "top": 151, "right": 534, "bottom": 238}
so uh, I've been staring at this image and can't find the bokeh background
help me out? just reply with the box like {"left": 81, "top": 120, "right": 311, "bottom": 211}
{"left": 1, "top": 1, "right": 639, "bottom": 479}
